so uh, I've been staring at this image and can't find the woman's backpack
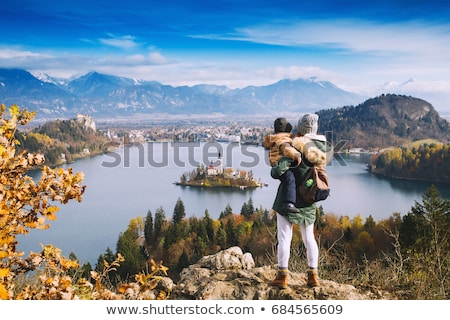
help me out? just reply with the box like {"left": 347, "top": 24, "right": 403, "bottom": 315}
{"left": 298, "top": 165, "right": 330, "bottom": 205}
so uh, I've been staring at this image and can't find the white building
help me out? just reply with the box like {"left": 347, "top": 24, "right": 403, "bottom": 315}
{"left": 77, "top": 114, "right": 96, "bottom": 132}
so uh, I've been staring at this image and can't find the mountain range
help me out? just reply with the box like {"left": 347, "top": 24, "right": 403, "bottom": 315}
{"left": 0, "top": 68, "right": 366, "bottom": 120}
{"left": 2, "top": 68, "right": 448, "bottom": 147}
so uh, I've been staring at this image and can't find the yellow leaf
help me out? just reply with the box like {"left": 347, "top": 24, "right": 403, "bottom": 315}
{"left": 0, "top": 283, "right": 9, "bottom": 300}
{"left": 60, "top": 258, "right": 78, "bottom": 271}
{"left": 59, "top": 276, "right": 72, "bottom": 289}
{"left": 0, "top": 268, "right": 9, "bottom": 278}
{"left": 9, "top": 105, "right": 20, "bottom": 117}
{"left": 46, "top": 212, "right": 58, "bottom": 221}
{"left": 135, "top": 273, "right": 146, "bottom": 285}
{"left": 159, "top": 265, "right": 169, "bottom": 276}
{"left": 118, "top": 285, "right": 127, "bottom": 294}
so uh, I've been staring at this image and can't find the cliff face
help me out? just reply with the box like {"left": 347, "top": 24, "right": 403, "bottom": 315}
{"left": 166, "top": 247, "right": 391, "bottom": 300}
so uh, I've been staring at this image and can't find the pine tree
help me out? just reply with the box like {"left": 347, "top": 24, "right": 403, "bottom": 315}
{"left": 399, "top": 185, "right": 450, "bottom": 299}
{"left": 240, "top": 202, "right": 249, "bottom": 217}
{"left": 95, "top": 247, "right": 116, "bottom": 273}
{"left": 172, "top": 197, "right": 186, "bottom": 224}
{"left": 216, "top": 222, "right": 227, "bottom": 248}
{"left": 144, "top": 210, "right": 154, "bottom": 245}
{"left": 399, "top": 185, "right": 449, "bottom": 250}
{"left": 240, "top": 198, "right": 255, "bottom": 218}
{"left": 247, "top": 197, "right": 255, "bottom": 214}
{"left": 163, "top": 224, "right": 176, "bottom": 249}
{"left": 225, "top": 218, "right": 238, "bottom": 247}
{"left": 116, "top": 217, "right": 145, "bottom": 279}
{"left": 204, "top": 210, "right": 215, "bottom": 242}
{"left": 154, "top": 206, "right": 166, "bottom": 241}
{"left": 176, "top": 251, "right": 190, "bottom": 273}
{"left": 220, "top": 203, "right": 233, "bottom": 219}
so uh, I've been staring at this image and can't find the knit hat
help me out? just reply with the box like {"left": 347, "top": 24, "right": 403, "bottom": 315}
{"left": 274, "top": 117, "right": 293, "bottom": 133}
{"left": 297, "top": 113, "right": 318, "bottom": 135}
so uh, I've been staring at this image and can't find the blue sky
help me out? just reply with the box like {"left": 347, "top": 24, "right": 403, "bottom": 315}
{"left": 1, "top": 0, "right": 450, "bottom": 115}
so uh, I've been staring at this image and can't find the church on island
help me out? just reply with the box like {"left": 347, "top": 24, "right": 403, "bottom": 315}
{"left": 176, "top": 153, "right": 264, "bottom": 189}
{"left": 207, "top": 153, "right": 223, "bottom": 176}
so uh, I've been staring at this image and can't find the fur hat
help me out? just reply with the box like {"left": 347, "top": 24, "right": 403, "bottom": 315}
{"left": 292, "top": 135, "right": 327, "bottom": 166}
{"left": 298, "top": 114, "right": 318, "bottom": 135}
{"left": 274, "top": 117, "right": 293, "bottom": 133}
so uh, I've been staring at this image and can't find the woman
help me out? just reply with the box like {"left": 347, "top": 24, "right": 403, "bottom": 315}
{"left": 270, "top": 113, "right": 330, "bottom": 288}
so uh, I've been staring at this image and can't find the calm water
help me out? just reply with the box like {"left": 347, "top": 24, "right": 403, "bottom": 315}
{"left": 18, "top": 142, "right": 450, "bottom": 265}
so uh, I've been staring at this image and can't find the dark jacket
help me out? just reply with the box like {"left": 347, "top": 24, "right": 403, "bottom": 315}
{"left": 271, "top": 134, "right": 331, "bottom": 226}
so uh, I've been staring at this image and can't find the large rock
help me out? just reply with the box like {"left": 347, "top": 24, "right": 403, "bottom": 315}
{"left": 170, "top": 246, "right": 390, "bottom": 300}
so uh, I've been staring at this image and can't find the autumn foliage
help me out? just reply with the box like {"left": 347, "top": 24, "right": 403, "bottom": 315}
{"left": 369, "top": 141, "right": 450, "bottom": 183}
{"left": 0, "top": 105, "right": 170, "bottom": 300}
{"left": 0, "top": 104, "right": 86, "bottom": 298}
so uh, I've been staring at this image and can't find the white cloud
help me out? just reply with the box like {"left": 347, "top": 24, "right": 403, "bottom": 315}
{"left": 148, "top": 52, "right": 169, "bottom": 65}
{"left": 232, "top": 19, "right": 450, "bottom": 55}
{"left": 122, "top": 54, "right": 147, "bottom": 64}
{"left": 94, "top": 51, "right": 171, "bottom": 68}
{"left": 99, "top": 35, "right": 139, "bottom": 49}
{"left": 0, "top": 48, "right": 52, "bottom": 59}
{"left": 261, "top": 65, "right": 338, "bottom": 82}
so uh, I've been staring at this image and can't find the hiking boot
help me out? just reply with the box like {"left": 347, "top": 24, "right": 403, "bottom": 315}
{"left": 307, "top": 269, "right": 320, "bottom": 287}
{"left": 271, "top": 269, "right": 288, "bottom": 289}
{"left": 281, "top": 203, "right": 299, "bottom": 214}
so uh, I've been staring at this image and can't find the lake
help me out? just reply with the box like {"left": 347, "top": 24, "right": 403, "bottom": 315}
{"left": 18, "top": 142, "right": 450, "bottom": 265}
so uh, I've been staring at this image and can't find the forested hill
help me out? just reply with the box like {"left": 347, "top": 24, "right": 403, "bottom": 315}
{"left": 16, "top": 117, "right": 109, "bottom": 167}
{"left": 317, "top": 94, "right": 449, "bottom": 149}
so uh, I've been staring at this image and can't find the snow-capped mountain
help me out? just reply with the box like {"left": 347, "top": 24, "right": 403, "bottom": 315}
{"left": 0, "top": 68, "right": 366, "bottom": 120}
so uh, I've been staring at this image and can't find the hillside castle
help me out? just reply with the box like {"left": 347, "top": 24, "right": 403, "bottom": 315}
{"left": 76, "top": 114, "right": 96, "bottom": 132}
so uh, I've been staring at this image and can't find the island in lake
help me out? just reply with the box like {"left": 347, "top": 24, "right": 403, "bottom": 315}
{"left": 175, "top": 154, "right": 266, "bottom": 189}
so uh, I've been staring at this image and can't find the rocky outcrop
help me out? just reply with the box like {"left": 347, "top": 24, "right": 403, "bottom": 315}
{"left": 169, "top": 246, "right": 391, "bottom": 300}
